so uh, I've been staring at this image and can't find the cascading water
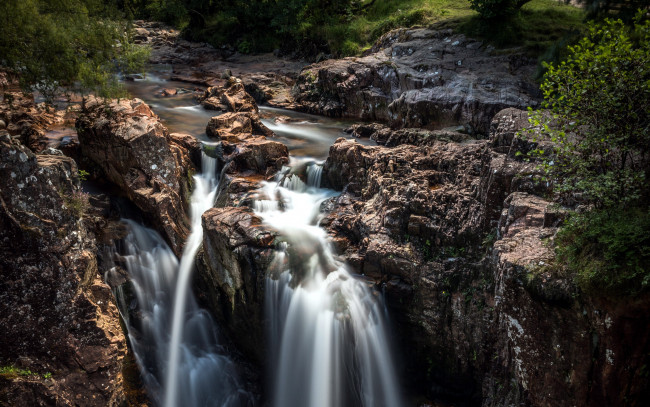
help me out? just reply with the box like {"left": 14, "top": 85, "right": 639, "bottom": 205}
{"left": 257, "top": 162, "right": 404, "bottom": 407}
{"left": 112, "top": 150, "right": 250, "bottom": 407}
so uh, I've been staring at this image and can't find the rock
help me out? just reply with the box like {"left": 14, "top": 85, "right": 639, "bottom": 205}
{"left": 0, "top": 132, "right": 127, "bottom": 406}
{"left": 0, "top": 92, "right": 63, "bottom": 153}
{"left": 206, "top": 112, "right": 274, "bottom": 141}
{"left": 169, "top": 132, "right": 202, "bottom": 168}
{"left": 241, "top": 73, "right": 296, "bottom": 109}
{"left": 200, "top": 87, "right": 289, "bottom": 206}
{"left": 315, "top": 111, "right": 650, "bottom": 405}
{"left": 75, "top": 97, "right": 196, "bottom": 255}
{"left": 198, "top": 79, "right": 258, "bottom": 113}
{"left": 196, "top": 207, "right": 278, "bottom": 365}
{"left": 293, "top": 28, "right": 541, "bottom": 134}
{"left": 161, "top": 88, "right": 177, "bottom": 97}
{"left": 0, "top": 119, "right": 5, "bottom": 129}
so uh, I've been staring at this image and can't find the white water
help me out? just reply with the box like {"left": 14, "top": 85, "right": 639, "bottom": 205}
{"left": 113, "top": 152, "right": 250, "bottom": 407}
{"left": 256, "top": 165, "right": 404, "bottom": 407}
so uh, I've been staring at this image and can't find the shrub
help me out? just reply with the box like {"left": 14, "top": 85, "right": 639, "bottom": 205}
{"left": 469, "top": 0, "right": 532, "bottom": 19}
{"left": 527, "top": 15, "right": 650, "bottom": 209}
{"left": 525, "top": 14, "right": 650, "bottom": 297}
{"left": 556, "top": 208, "right": 650, "bottom": 296}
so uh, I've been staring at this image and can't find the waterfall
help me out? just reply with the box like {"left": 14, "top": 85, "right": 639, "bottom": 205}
{"left": 306, "top": 163, "right": 323, "bottom": 188}
{"left": 255, "top": 172, "right": 404, "bottom": 407}
{"left": 112, "top": 151, "right": 250, "bottom": 407}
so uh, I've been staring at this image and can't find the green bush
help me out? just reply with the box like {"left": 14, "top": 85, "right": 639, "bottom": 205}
{"left": 0, "top": 0, "right": 149, "bottom": 101}
{"left": 527, "top": 15, "right": 650, "bottom": 209}
{"left": 469, "top": 0, "right": 532, "bottom": 19}
{"left": 556, "top": 208, "right": 650, "bottom": 296}
{"left": 525, "top": 14, "right": 650, "bottom": 298}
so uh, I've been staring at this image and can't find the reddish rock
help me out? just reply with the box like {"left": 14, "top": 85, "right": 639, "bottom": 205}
{"left": 198, "top": 78, "right": 258, "bottom": 113}
{"left": 76, "top": 97, "right": 196, "bottom": 255}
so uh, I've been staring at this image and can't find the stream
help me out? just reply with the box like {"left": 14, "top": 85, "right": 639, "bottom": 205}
{"left": 113, "top": 72, "right": 401, "bottom": 406}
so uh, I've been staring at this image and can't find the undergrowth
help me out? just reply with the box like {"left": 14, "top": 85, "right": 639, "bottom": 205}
{"left": 555, "top": 207, "right": 650, "bottom": 297}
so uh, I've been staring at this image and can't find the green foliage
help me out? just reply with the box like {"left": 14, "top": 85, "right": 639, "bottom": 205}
{"left": 121, "top": 0, "right": 584, "bottom": 57}
{"left": 556, "top": 208, "right": 650, "bottom": 296}
{"left": 0, "top": 365, "right": 36, "bottom": 378}
{"left": 524, "top": 15, "right": 650, "bottom": 298}
{"left": 78, "top": 169, "right": 90, "bottom": 181}
{"left": 0, "top": 0, "right": 150, "bottom": 102}
{"left": 468, "top": 0, "right": 532, "bottom": 19}
{"left": 459, "top": 0, "right": 584, "bottom": 50}
{"left": 0, "top": 365, "right": 53, "bottom": 380}
{"left": 527, "top": 15, "right": 650, "bottom": 209}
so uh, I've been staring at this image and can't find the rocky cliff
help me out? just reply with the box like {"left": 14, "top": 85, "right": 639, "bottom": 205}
{"left": 0, "top": 131, "right": 128, "bottom": 406}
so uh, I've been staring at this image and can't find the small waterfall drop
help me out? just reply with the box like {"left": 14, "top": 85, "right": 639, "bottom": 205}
{"left": 256, "top": 169, "right": 404, "bottom": 407}
{"left": 113, "top": 151, "right": 250, "bottom": 407}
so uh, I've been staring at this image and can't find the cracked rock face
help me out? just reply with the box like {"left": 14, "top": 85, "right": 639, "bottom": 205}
{"left": 76, "top": 97, "right": 196, "bottom": 256}
{"left": 293, "top": 28, "right": 541, "bottom": 134}
{"left": 0, "top": 132, "right": 127, "bottom": 406}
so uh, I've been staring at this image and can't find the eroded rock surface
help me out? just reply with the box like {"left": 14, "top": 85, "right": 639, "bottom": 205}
{"left": 76, "top": 97, "right": 196, "bottom": 255}
{"left": 196, "top": 207, "right": 278, "bottom": 364}
{"left": 316, "top": 110, "right": 650, "bottom": 405}
{"left": 294, "top": 28, "right": 540, "bottom": 134}
{"left": 0, "top": 132, "right": 127, "bottom": 406}
{"left": 0, "top": 92, "right": 68, "bottom": 153}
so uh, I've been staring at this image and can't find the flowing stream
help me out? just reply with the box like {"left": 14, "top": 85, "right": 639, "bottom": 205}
{"left": 113, "top": 73, "right": 401, "bottom": 406}
{"left": 114, "top": 152, "right": 250, "bottom": 407}
{"left": 256, "top": 162, "right": 404, "bottom": 407}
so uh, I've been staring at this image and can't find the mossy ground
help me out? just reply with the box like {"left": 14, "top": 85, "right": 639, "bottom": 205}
{"left": 324, "top": 0, "right": 585, "bottom": 56}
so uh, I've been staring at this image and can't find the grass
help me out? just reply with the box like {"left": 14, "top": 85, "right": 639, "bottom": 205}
{"left": 324, "top": 0, "right": 585, "bottom": 56}
{"left": 0, "top": 365, "right": 52, "bottom": 380}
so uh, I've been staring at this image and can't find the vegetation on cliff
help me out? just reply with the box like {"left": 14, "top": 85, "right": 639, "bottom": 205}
{"left": 527, "top": 15, "right": 650, "bottom": 296}
{"left": 0, "top": 0, "right": 149, "bottom": 101}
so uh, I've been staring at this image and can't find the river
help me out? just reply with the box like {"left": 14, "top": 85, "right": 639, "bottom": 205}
{"left": 111, "top": 71, "right": 402, "bottom": 406}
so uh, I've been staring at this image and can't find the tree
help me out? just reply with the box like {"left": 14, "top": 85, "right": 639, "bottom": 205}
{"left": 526, "top": 14, "right": 650, "bottom": 296}
{"left": 528, "top": 15, "right": 650, "bottom": 209}
{"left": 0, "top": 0, "right": 149, "bottom": 102}
{"left": 468, "top": 0, "right": 532, "bottom": 19}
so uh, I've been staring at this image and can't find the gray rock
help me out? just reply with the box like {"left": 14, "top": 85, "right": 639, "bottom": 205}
{"left": 294, "top": 28, "right": 541, "bottom": 134}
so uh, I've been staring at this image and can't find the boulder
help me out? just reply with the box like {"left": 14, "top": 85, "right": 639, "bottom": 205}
{"left": 293, "top": 28, "right": 541, "bottom": 134}
{"left": 0, "top": 131, "right": 127, "bottom": 406}
{"left": 0, "top": 92, "right": 63, "bottom": 153}
{"left": 76, "top": 97, "right": 196, "bottom": 255}
{"left": 196, "top": 207, "right": 278, "bottom": 364}
{"left": 206, "top": 112, "right": 273, "bottom": 141}
{"left": 198, "top": 79, "right": 258, "bottom": 113}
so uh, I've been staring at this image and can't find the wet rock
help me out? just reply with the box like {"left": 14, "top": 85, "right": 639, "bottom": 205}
{"left": 293, "top": 28, "right": 540, "bottom": 134}
{"left": 0, "top": 92, "right": 63, "bottom": 153}
{"left": 198, "top": 78, "right": 258, "bottom": 113}
{"left": 319, "top": 111, "right": 650, "bottom": 406}
{"left": 206, "top": 112, "right": 273, "bottom": 141}
{"left": 161, "top": 88, "right": 177, "bottom": 97}
{"left": 76, "top": 97, "right": 196, "bottom": 255}
{"left": 0, "top": 132, "right": 127, "bottom": 406}
{"left": 242, "top": 73, "right": 296, "bottom": 109}
{"left": 196, "top": 207, "right": 278, "bottom": 364}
